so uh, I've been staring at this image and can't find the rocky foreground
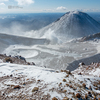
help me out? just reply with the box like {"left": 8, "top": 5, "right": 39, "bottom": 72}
{"left": 0, "top": 54, "right": 100, "bottom": 100}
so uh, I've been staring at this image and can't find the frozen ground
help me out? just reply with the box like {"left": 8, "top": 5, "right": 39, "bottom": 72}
{"left": 0, "top": 62, "right": 99, "bottom": 100}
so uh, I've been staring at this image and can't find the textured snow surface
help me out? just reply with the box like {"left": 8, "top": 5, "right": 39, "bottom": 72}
{"left": 0, "top": 62, "right": 100, "bottom": 99}
{"left": 90, "top": 68, "right": 100, "bottom": 77}
{"left": 0, "top": 63, "right": 65, "bottom": 83}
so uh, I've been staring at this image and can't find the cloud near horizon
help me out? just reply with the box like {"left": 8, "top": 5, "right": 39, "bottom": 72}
{"left": 57, "top": 6, "right": 67, "bottom": 10}
{"left": 0, "top": 0, "right": 8, "bottom": 1}
{"left": 0, "top": 3, "right": 5, "bottom": 5}
{"left": 15, "top": 0, "right": 34, "bottom": 5}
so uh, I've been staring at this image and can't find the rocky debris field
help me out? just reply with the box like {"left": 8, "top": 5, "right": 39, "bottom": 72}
{"left": 72, "top": 62, "right": 100, "bottom": 77}
{"left": 0, "top": 58, "right": 100, "bottom": 100}
{"left": 0, "top": 54, "right": 35, "bottom": 65}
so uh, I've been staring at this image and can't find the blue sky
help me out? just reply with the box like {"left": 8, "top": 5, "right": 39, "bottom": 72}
{"left": 0, "top": 0, "right": 100, "bottom": 13}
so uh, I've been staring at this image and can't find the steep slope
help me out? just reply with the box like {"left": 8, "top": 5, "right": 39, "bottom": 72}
{"left": 37, "top": 11, "right": 100, "bottom": 42}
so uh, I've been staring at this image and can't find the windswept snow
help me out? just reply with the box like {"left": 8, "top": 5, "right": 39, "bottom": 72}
{"left": 0, "top": 63, "right": 65, "bottom": 83}
{"left": 0, "top": 62, "right": 99, "bottom": 99}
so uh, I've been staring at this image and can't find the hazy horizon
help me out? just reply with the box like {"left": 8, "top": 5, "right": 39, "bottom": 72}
{"left": 0, "top": 0, "right": 100, "bottom": 13}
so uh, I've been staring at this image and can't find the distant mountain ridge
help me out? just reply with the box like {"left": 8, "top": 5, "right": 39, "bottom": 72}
{"left": 37, "top": 11, "right": 100, "bottom": 42}
{"left": 79, "top": 32, "right": 100, "bottom": 42}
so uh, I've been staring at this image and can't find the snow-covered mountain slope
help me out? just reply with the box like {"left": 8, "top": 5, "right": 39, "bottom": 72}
{"left": 36, "top": 11, "right": 100, "bottom": 42}
{"left": 0, "top": 62, "right": 99, "bottom": 100}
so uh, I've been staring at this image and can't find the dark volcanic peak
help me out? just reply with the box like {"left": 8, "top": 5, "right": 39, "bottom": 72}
{"left": 38, "top": 11, "right": 100, "bottom": 42}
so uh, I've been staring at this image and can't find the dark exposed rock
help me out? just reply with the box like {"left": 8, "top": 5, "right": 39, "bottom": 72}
{"left": 14, "top": 85, "right": 21, "bottom": 89}
{"left": 32, "top": 87, "right": 39, "bottom": 92}
{"left": 0, "top": 54, "right": 35, "bottom": 65}
{"left": 79, "top": 32, "right": 100, "bottom": 42}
